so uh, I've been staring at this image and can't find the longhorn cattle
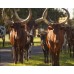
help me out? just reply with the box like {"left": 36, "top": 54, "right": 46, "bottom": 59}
{"left": 2, "top": 8, "right": 32, "bottom": 64}
{"left": 0, "top": 25, "right": 6, "bottom": 47}
{"left": 65, "top": 26, "right": 74, "bottom": 57}
{"left": 35, "top": 8, "right": 70, "bottom": 66}
{"left": 61, "top": 31, "right": 68, "bottom": 53}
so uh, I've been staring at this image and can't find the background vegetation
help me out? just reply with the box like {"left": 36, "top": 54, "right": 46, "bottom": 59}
{"left": 0, "top": 8, "right": 67, "bottom": 25}
{"left": 0, "top": 8, "right": 74, "bottom": 66}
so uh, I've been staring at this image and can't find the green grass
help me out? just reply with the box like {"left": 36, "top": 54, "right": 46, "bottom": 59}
{"left": 0, "top": 34, "right": 41, "bottom": 47}
{"left": 33, "top": 37, "right": 41, "bottom": 46}
{"left": 8, "top": 51, "right": 74, "bottom": 66}
{"left": 0, "top": 34, "right": 11, "bottom": 48}
{"left": 33, "top": 37, "right": 41, "bottom": 42}
{"left": 60, "top": 52, "right": 74, "bottom": 66}
{"left": 1, "top": 34, "right": 74, "bottom": 66}
{"left": 0, "top": 34, "right": 10, "bottom": 42}
{"left": 8, "top": 54, "right": 51, "bottom": 66}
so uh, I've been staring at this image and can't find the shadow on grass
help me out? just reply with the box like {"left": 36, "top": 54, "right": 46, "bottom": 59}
{"left": 60, "top": 52, "right": 74, "bottom": 66}
{"left": 65, "top": 62, "right": 74, "bottom": 66}
{"left": 0, "top": 42, "right": 12, "bottom": 48}
{"left": 8, "top": 52, "right": 74, "bottom": 66}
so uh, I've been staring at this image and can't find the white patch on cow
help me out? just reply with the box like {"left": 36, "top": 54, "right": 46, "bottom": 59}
{"left": 0, "top": 26, "right": 6, "bottom": 37}
{"left": 62, "top": 32, "right": 68, "bottom": 51}
{"left": 14, "top": 32, "right": 17, "bottom": 39}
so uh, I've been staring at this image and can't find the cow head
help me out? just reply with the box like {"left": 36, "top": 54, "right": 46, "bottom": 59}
{"left": 2, "top": 8, "right": 32, "bottom": 45}
{"left": 2, "top": 8, "right": 33, "bottom": 64}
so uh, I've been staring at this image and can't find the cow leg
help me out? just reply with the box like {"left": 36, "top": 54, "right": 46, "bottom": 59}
{"left": 69, "top": 44, "right": 72, "bottom": 57}
{"left": 52, "top": 52, "right": 59, "bottom": 66}
{"left": 73, "top": 46, "right": 74, "bottom": 58}
{"left": 26, "top": 45, "right": 32, "bottom": 61}
{"left": 43, "top": 48, "right": 49, "bottom": 63}
{"left": 23, "top": 49, "right": 26, "bottom": 60}
{"left": 12, "top": 47, "right": 15, "bottom": 61}
{"left": 24, "top": 49, "right": 29, "bottom": 61}
{"left": 55, "top": 53, "right": 59, "bottom": 66}
{"left": 49, "top": 53, "right": 52, "bottom": 63}
{"left": 14, "top": 47, "right": 18, "bottom": 64}
{"left": 19, "top": 48, "right": 23, "bottom": 64}
{"left": 46, "top": 49, "right": 49, "bottom": 63}
{"left": 42, "top": 48, "right": 47, "bottom": 63}
{"left": 43, "top": 49, "right": 46, "bottom": 63}
{"left": 26, "top": 49, "right": 29, "bottom": 61}
{"left": 24, "top": 49, "right": 28, "bottom": 61}
{"left": 28, "top": 45, "right": 32, "bottom": 59}
{"left": 67, "top": 44, "right": 70, "bottom": 53}
{"left": 70, "top": 47, "right": 72, "bottom": 57}
{"left": 2, "top": 36, "right": 5, "bottom": 47}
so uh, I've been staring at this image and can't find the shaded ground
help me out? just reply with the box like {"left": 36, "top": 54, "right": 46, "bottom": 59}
{"left": 0, "top": 46, "right": 43, "bottom": 66}
{"left": 1, "top": 46, "right": 74, "bottom": 66}
{"left": 0, "top": 48, "right": 13, "bottom": 66}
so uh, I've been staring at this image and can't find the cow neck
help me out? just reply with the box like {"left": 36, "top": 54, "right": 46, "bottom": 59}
{"left": 53, "top": 25, "right": 60, "bottom": 34}
{"left": 53, "top": 24, "right": 61, "bottom": 43}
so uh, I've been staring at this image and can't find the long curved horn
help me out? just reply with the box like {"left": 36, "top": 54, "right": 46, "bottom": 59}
{"left": 35, "top": 8, "right": 48, "bottom": 23}
{"left": 35, "top": 17, "right": 43, "bottom": 23}
{"left": 2, "top": 8, "right": 14, "bottom": 25}
{"left": 42, "top": 8, "right": 52, "bottom": 25}
{"left": 14, "top": 8, "right": 32, "bottom": 23}
{"left": 42, "top": 8, "right": 48, "bottom": 19}
{"left": 43, "top": 8, "right": 70, "bottom": 25}
{"left": 35, "top": 8, "right": 53, "bottom": 25}
{"left": 59, "top": 8, "right": 70, "bottom": 24}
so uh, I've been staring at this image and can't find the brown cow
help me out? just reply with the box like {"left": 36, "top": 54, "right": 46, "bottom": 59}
{"left": 0, "top": 25, "right": 6, "bottom": 47}
{"left": 35, "top": 8, "right": 70, "bottom": 66}
{"left": 2, "top": 8, "right": 32, "bottom": 64}
{"left": 65, "top": 26, "right": 74, "bottom": 57}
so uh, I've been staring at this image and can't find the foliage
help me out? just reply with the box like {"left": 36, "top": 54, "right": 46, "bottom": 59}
{"left": 13, "top": 8, "right": 65, "bottom": 21}
{"left": 0, "top": 8, "right": 69, "bottom": 32}
{"left": 0, "top": 34, "right": 41, "bottom": 47}
{"left": 0, "top": 8, "right": 66, "bottom": 24}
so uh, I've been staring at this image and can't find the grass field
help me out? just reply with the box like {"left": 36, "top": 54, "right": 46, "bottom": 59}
{"left": 8, "top": 52, "right": 74, "bottom": 66}
{"left": 1, "top": 34, "right": 74, "bottom": 66}
{"left": 0, "top": 34, "right": 41, "bottom": 47}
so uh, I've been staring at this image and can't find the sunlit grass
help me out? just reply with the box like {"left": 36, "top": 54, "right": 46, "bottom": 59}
{"left": 8, "top": 54, "right": 51, "bottom": 66}
{"left": 33, "top": 37, "right": 41, "bottom": 46}
{"left": 0, "top": 34, "right": 10, "bottom": 42}
{"left": 0, "top": 34, "right": 11, "bottom": 47}
{"left": 1, "top": 34, "right": 74, "bottom": 66}
{"left": 60, "top": 52, "right": 74, "bottom": 66}
{"left": 8, "top": 51, "right": 74, "bottom": 66}
{"left": 0, "top": 34, "right": 41, "bottom": 47}
{"left": 33, "top": 37, "right": 41, "bottom": 42}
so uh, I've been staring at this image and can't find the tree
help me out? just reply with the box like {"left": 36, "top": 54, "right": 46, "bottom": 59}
{"left": 0, "top": 8, "right": 67, "bottom": 28}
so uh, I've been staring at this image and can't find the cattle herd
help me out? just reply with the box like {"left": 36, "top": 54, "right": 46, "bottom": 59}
{"left": 0, "top": 25, "right": 6, "bottom": 47}
{"left": 0, "top": 8, "right": 74, "bottom": 66}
